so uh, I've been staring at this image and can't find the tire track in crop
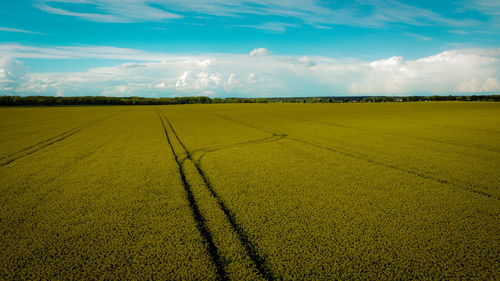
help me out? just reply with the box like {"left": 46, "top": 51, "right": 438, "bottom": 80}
{"left": 156, "top": 111, "right": 228, "bottom": 281}
{"left": 261, "top": 111, "right": 500, "bottom": 154}
{"left": 159, "top": 110, "right": 276, "bottom": 281}
{"left": 214, "top": 114, "right": 279, "bottom": 137}
{"left": 288, "top": 135, "right": 495, "bottom": 199}
{"left": 0, "top": 141, "right": 108, "bottom": 201}
{"left": 192, "top": 134, "right": 286, "bottom": 156}
{"left": 191, "top": 134, "right": 286, "bottom": 165}
{"left": 212, "top": 114, "right": 496, "bottom": 199}
{"left": 0, "top": 115, "right": 114, "bottom": 166}
{"left": 287, "top": 116, "right": 500, "bottom": 154}
{"left": 1, "top": 123, "right": 91, "bottom": 160}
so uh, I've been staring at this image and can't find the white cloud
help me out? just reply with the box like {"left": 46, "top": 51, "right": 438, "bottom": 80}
{"left": 155, "top": 81, "right": 167, "bottom": 89}
{"left": 0, "top": 43, "right": 174, "bottom": 60}
{"left": 36, "top": 0, "right": 181, "bottom": 23}
{"left": 450, "top": 30, "right": 469, "bottom": 35}
{"left": 175, "top": 71, "right": 223, "bottom": 91}
{"left": 484, "top": 78, "right": 500, "bottom": 91}
{"left": 201, "top": 90, "right": 216, "bottom": 96}
{"left": 0, "top": 27, "right": 44, "bottom": 34}
{"left": 404, "top": 32, "right": 432, "bottom": 41}
{"left": 2, "top": 46, "right": 499, "bottom": 97}
{"left": 235, "top": 22, "right": 298, "bottom": 33}
{"left": 295, "top": 56, "right": 316, "bottom": 67}
{"left": 0, "top": 57, "right": 29, "bottom": 92}
{"left": 468, "top": 0, "right": 500, "bottom": 16}
{"left": 249, "top": 48, "right": 270, "bottom": 56}
{"left": 226, "top": 73, "right": 239, "bottom": 86}
{"left": 119, "top": 62, "right": 144, "bottom": 68}
{"left": 34, "top": 0, "right": 477, "bottom": 28}
{"left": 370, "top": 56, "right": 404, "bottom": 70}
{"left": 458, "top": 78, "right": 500, "bottom": 92}
{"left": 197, "top": 59, "right": 215, "bottom": 68}
{"left": 463, "top": 0, "right": 500, "bottom": 29}
{"left": 246, "top": 73, "right": 257, "bottom": 84}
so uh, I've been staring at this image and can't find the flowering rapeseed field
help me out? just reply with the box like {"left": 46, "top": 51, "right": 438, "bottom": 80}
{"left": 1, "top": 103, "right": 498, "bottom": 280}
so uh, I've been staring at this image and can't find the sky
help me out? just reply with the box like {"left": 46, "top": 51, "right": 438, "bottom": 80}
{"left": 0, "top": 0, "right": 499, "bottom": 97}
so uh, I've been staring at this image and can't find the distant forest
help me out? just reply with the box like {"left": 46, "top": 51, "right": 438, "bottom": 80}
{"left": 1, "top": 94, "right": 499, "bottom": 106}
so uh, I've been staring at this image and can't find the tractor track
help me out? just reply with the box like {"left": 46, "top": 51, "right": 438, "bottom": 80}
{"left": 158, "top": 110, "right": 276, "bottom": 281}
{"left": 211, "top": 114, "right": 496, "bottom": 200}
{"left": 0, "top": 115, "right": 114, "bottom": 166}
{"left": 193, "top": 134, "right": 286, "bottom": 165}
{"left": 157, "top": 111, "right": 228, "bottom": 281}
{"left": 287, "top": 116, "right": 500, "bottom": 155}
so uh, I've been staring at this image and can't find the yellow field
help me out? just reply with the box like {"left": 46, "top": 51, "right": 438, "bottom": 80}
{"left": 1, "top": 103, "right": 499, "bottom": 280}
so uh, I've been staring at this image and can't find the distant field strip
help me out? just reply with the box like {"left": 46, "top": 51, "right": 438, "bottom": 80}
{"left": 158, "top": 109, "right": 275, "bottom": 281}
{"left": 0, "top": 115, "right": 113, "bottom": 166}
{"left": 211, "top": 113, "right": 496, "bottom": 199}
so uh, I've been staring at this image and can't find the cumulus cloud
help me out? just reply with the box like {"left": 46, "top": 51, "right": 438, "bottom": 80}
{"left": 295, "top": 56, "right": 316, "bottom": 67}
{"left": 458, "top": 78, "right": 500, "bottom": 92}
{"left": 0, "top": 57, "right": 29, "bottom": 92}
{"left": 175, "top": 71, "right": 222, "bottom": 90}
{"left": 2, "top": 47, "right": 499, "bottom": 97}
{"left": 249, "top": 48, "right": 270, "bottom": 56}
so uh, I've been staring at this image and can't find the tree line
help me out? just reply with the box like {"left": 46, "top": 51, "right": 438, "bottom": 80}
{"left": 0, "top": 94, "right": 498, "bottom": 106}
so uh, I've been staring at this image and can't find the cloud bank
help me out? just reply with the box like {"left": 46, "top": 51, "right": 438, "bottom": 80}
{"left": 1, "top": 46, "right": 499, "bottom": 97}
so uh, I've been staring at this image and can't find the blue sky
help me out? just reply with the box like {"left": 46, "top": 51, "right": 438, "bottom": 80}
{"left": 0, "top": 0, "right": 499, "bottom": 97}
